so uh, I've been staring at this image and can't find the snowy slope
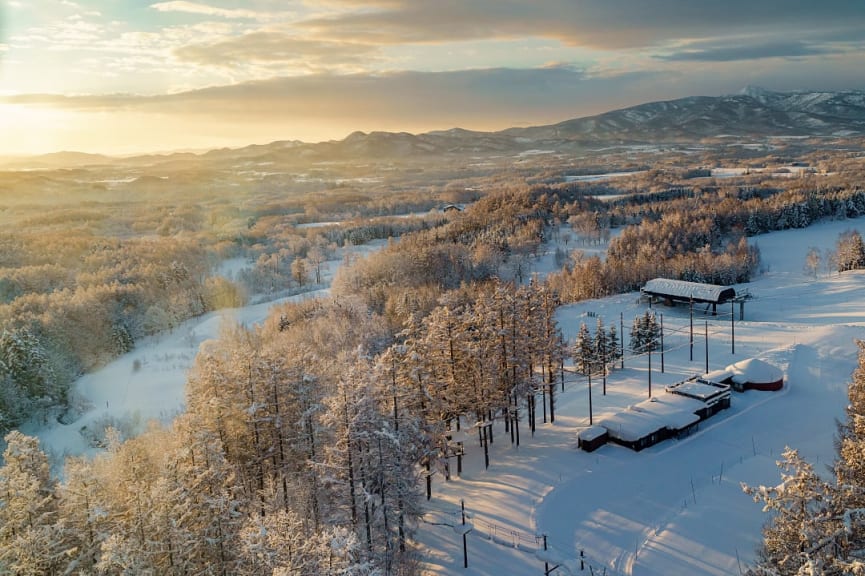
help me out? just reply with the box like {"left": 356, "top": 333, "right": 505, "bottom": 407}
{"left": 20, "top": 211, "right": 865, "bottom": 575}
{"left": 415, "top": 217, "right": 865, "bottom": 576}
{"left": 22, "top": 240, "right": 386, "bottom": 463}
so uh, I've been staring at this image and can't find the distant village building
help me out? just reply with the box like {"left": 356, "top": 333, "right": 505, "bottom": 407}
{"left": 641, "top": 277, "right": 738, "bottom": 316}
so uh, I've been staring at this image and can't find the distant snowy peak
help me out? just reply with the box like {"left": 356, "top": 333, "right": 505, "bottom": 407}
{"left": 739, "top": 85, "right": 777, "bottom": 102}
{"left": 736, "top": 86, "right": 865, "bottom": 119}
{"left": 503, "top": 87, "right": 865, "bottom": 143}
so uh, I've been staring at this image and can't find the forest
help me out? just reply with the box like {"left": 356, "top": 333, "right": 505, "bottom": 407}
{"left": 3, "top": 138, "right": 865, "bottom": 574}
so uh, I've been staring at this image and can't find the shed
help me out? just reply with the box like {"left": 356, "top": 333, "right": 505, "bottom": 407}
{"left": 723, "top": 358, "right": 784, "bottom": 392}
{"left": 641, "top": 278, "right": 736, "bottom": 315}
{"left": 578, "top": 426, "right": 609, "bottom": 452}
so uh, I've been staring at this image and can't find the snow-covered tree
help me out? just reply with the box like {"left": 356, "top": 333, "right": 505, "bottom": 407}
{"left": 630, "top": 311, "right": 660, "bottom": 354}
{"left": 574, "top": 322, "right": 594, "bottom": 376}
{"left": 745, "top": 342, "right": 865, "bottom": 575}
{"left": 743, "top": 448, "right": 843, "bottom": 575}
{"left": 607, "top": 322, "right": 622, "bottom": 365}
{"left": 594, "top": 317, "right": 607, "bottom": 375}
{"left": 0, "top": 432, "right": 61, "bottom": 576}
{"left": 836, "top": 230, "right": 865, "bottom": 272}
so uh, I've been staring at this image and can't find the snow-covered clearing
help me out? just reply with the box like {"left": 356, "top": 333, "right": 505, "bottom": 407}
{"left": 564, "top": 171, "right": 647, "bottom": 183}
{"left": 19, "top": 204, "right": 865, "bottom": 574}
{"left": 23, "top": 240, "right": 386, "bottom": 463}
{"left": 416, "top": 217, "right": 865, "bottom": 575}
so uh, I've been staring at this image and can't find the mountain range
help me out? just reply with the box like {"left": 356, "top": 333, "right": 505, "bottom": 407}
{"left": 6, "top": 87, "right": 865, "bottom": 168}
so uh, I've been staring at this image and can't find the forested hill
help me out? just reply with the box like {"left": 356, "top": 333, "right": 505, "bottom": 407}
{"left": 5, "top": 87, "right": 865, "bottom": 170}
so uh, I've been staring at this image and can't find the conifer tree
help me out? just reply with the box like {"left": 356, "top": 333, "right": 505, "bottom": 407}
{"left": 594, "top": 317, "right": 607, "bottom": 375}
{"left": 607, "top": 323, "right": 621, "bottom": 365}
{"left": 0, "top": 432, "right": 61, "bottom": 576}
{"left": 574, "top": 322, "right": 594, "bottom": 375}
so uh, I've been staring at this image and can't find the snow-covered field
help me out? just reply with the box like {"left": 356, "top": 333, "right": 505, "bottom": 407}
{"left": 20, "top": 211, "right": 865, "bottom": 575}
{"left": 415, "top": 217, "right": 865, "bottom": 576}
{"left": 23, "top": 240, "right": 386, "bottom": 463}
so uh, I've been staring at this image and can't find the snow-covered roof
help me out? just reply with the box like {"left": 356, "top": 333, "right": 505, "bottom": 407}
{"left": 703, "top": 368, "right": 733, "bottom": 383}
{"left": 642, "top": 278, "right": 736, "bottom": 303}
{"left": 600, "top": 395, "right": 702, "bottom": 442}
{"left": 579, "top": 426, "right": 608, "bottom": 442}
{"left": 667, "top": 378, "right": 731, "bottom": 401}
{"left": 600, "top": 410, "right": 666, "bottom": 443}
{"left": 725, "top": 358, "right": 783, "bottom": 384}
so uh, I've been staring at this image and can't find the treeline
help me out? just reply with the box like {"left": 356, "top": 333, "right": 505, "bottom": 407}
{"left": 549, "top": 184, "right": 865, "bottom": 301}
{"left": 0, "top": 233, "right": 243, "bottom": 431}
{"left": 0, "top": 166, "right": 459, "bottom": 432}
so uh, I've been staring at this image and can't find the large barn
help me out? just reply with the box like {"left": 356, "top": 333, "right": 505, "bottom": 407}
{"left": 641, "top": 278, "right": 737, "bottom": 315}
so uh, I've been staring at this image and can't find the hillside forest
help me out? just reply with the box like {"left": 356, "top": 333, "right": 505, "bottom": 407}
{"left": 3, "top": 137, "right": 865, "bottom": 574}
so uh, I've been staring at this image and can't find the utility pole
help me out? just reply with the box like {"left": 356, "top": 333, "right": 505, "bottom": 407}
{"left": 648, "top": 347, "right": 652, "bottom": 398}
{"left": 731, "top": 299, "right": 735, "bottom": 355}
{"left": 690, "top": 295, "right": 694, "bottom": 362}
{"left": 705, "top": 320, "right": 709, "bottom": 374}
{"left": 620, "top": 312, "right": 625, "bottom": 369}
{"left": 660, "top": 313, "right": 665, "bottom": 373}
{"left": 588, "top": 371, "right": 593, "bottom": 425}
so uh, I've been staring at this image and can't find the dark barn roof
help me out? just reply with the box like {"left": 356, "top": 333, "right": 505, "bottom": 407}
{"left": 642, "top": 278, "right": 736, "bottom": 305}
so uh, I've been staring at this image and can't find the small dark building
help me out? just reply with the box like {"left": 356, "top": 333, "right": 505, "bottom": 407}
{"left": 641, "top": 278, "right": 736, "bottom": 315}
{"left": 578, "top": 426, "right": 609, "bottom": 452}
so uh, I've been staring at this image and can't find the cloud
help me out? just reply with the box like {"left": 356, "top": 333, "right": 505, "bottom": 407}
{"left": 658, "top": 40, "right": 835, "bottom": 62}
{"left": 0, "top": 65, "right": 664, "bottom": 130}
{"left": 174, "top": 31, "right": 379, "bottom": 71}
{"left": 5, "top": 56, "right": 865, "bottom": 154}
{"left": 151, "top": 1, "right": 273, "bottom": 21}
{"left": 297, "top": 0, "right": 865, "bottom": 51}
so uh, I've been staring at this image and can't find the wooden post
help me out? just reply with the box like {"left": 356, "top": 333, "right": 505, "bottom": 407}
{"left": 731, "top": 299, "right": 735, "bottom": 355}
{"left": 690, "top": 295, "right": 694, "bottom": 361}
{"left": 648, "top": 348, "right": 652, "bottom": 398}
{"left": 705, "top": 320, "right": 709, "bottom": 374}
{"left": 461, "top": 500, "right": 468, "bottom": 568}
{"left": 543, "top": 534, "right": 549, "bottom": 575}
{"left": 588, "top": 371, "right": 593, "bottom": 425}
{"left": 660, "top": 313, "right": 665, "bottom": 373}
{"left": 620, "top": 312, "right": 625, "bottom": 369}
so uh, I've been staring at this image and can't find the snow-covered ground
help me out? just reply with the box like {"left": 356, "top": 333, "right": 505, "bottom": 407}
{"left": 415, "top": 217, "right": 865, "bottom": 575}
{"left": 564, "top": 171, "right": 647, "bottom": 183}
{"left": 19, "top": 208, "right": 865, "bottom": 574}
{"left": 22, "top": 240, "right": 386, "bottom": 463}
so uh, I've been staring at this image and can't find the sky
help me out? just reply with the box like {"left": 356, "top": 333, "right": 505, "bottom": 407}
{"left": 1, "top": 0, "right": 865, "bottom": 155}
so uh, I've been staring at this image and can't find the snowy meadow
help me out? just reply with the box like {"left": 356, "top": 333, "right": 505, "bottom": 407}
{"left": 17, "top": 212, "right": 865, "bottom": 576}
{"left": 415, "top": 217, "right": 865, "bottom": 575}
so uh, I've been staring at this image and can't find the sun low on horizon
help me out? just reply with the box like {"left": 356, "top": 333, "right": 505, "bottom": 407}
{"left": 1, "top": 0, "right": 864, "bottom": 156}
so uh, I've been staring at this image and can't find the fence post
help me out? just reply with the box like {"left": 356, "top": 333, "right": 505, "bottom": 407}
{"left": 461, "top": 500, "right": 468, "bottom": 568}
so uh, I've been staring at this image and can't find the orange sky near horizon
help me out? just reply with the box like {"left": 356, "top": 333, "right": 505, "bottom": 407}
{"left": 2, "top": 0, "right": 864, "bottom": 155}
